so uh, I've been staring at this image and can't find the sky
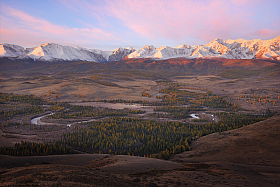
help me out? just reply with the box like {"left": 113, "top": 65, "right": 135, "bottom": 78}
{"left": 0, "top": 0, "right": 280, "bottom": 50}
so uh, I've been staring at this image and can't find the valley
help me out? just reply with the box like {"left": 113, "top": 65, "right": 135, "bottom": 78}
{"left": 1, "top": 0, "right": 279, "bottom": 185}
{"left": 0, "top": 57, "right": 280, "bottom": 186}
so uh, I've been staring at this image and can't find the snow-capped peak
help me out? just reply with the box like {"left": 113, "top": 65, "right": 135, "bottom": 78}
{"left": 0, "top": 43, "right": 26, "bottom": 57}
{"left": 1, "top": 36, "right": 279, "bottom": 62}
{"left": 0, "top": 43, "right": 135, "bottom": 63}
{"left": 174, "top": 45, "right": 191, "bottom": 49}
{"left": 127, "top": 36, "right": 280, "bottom": 60}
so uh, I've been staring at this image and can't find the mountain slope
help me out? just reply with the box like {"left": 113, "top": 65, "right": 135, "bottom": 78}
{"left": 128, "top": 36, "right": 280, "bottom": 60}
{"left": 0, "top": 43, "right": 135, "bottom": 63}
{"left": 1, "top": 36, "right": 279, "bottom": 62}
{"left": 0, "top": 44, "right": 27, "bottom": 57}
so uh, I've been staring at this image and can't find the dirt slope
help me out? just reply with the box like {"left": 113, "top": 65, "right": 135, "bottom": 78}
{"left": 175, "top": 113, "right": 280, "bottom": 166}
{"left": 171, "top": 113, "right": 280, "bottom": 187}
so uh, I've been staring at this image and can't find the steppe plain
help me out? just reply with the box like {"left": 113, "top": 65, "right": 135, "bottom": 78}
{"left": 0, "top": 58, "right": 280, "bottom": 186}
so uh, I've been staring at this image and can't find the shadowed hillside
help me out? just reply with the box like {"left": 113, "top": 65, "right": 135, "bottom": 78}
{"left": 1, "top": 57, "right": 279, "bottom": 75}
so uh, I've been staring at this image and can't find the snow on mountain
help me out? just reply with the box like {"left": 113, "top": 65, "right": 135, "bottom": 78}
{"left": 108, "top": 47, "right": 136, "bottom": 62}
{"left": 1, "top": 36, "right": 279, "bottom": 62}
{"left": 26, "top": 43, "right": 109, "bottom": 62}
{"left": 127, "top": 45, "right": 157, "bottom": 58}
{"left": 127, "top": 45, "right": 195, "bottom": 59}
{"left": 0, "top": 43, "right": 27, "bottom": 57}
{"left": 0, "top": 43, "right": 135, "bottom": 63}
{"left": 128, "top": 36, "right": 280, "bottom": 60}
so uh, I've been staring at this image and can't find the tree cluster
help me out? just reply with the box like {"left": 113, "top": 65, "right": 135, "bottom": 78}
{"left": 2, "top": 105, "right": 44, "bottom": 119}
{"left": 0, "top": 93, "right": 43, "bottom": 105}
{"left": 0, "top": 141, "right": 75, "bottom": 156}
{"left": 158, "top": 86, "right": 240, "bottom": 111}
{"left": 59, "top": 110, "right": 274, "bottom": 159}
{"left": 60, "top": 117, "right": 190, "bottom": 159}
{"left": 49, "top": 105, "right": 145, "bottom": 119}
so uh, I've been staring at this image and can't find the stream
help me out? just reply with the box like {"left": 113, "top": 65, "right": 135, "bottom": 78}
{"left": 190, "top": 113, "right": 200, "bottom": 119}
{"left": 30, "top": 113, "right": 104, "bottom": 127}
{"left": 31, "top": 111, "right": 213, "bottom": 127}
{"left": 31, "top": 113, "right": 54, "bottom": 125}
{"left": 190, "top": 113, "right": 216, "bottom": 121}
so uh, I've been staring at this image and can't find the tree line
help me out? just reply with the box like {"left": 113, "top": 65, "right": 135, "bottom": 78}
{"left": 0, "top": 93, "right": 44, "bottom": 105}
{"left": 0, "top": 93, "right": 45, "bottom": 119}
{"left": 49, "top": 105, "right": 145, "bottom": 119}
{"left": 0, "top": 141, "right": 75, "bottom": 156}
{"left": 1, "top": 105, "right": 45, "bottom": 119}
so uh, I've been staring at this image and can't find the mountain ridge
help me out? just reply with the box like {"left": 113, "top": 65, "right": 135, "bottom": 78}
{"left": 0, "top": 43, "right": 135, "bottom": 63}
{"left": 1, "top": 36, "right": 279, "bottom": 62}
{"left": 128, "top": 36, "right": 280, "bottom": 60}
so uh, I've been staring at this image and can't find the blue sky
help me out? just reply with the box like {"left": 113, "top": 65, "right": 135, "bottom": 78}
{"left": 1, "top": 0, "right": 280, "bottom": 50}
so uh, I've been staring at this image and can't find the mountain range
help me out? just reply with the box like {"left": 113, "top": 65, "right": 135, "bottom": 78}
{"left": 0, "top": 43, "right": 135, "bottom": 63}
{"left": 1, "top": 36, "right": 279, "bottom": 63}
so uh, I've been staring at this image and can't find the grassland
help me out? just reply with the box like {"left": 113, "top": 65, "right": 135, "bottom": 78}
{"left": 0, "top": 58, "right": 280, "bottom": 186}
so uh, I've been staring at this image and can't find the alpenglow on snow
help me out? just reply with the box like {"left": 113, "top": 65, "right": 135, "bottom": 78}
{"left": 1, "top": 36, "right": 279, "bottom": 62}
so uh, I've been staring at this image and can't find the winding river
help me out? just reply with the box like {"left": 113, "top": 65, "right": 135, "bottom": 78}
{"left": 190, "top": 113, "right": 200, "bottom": 119}
{"left": 30, "top": 113, "right": 104, "bottom": 127}
{"left": 31, "top": 105, "right": 213, "bottom": 127}
{"left": 31, "top": 113, "right": 54, "bottom": 125}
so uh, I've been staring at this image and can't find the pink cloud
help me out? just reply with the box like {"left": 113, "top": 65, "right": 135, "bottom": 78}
{"left": 61, "top": 0, "right": 279, "bottom": 44}
{"left": 254, "top": 29, "right": 279, "bottom": 39}
{"left": 2, "top": 0, "right": 279, "bottom": 49}
{"left": 0, "top": 6, "right": 125, "bottom": 48}
{"left": 232, "top": 0, "right": 248, "bottom": 4}
{"left": 101, "top": 0, "right": 253, "bottom": 40}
